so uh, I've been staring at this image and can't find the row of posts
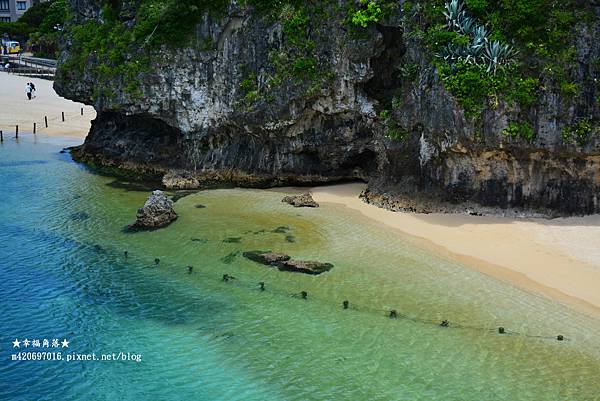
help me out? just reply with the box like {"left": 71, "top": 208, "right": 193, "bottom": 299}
{"left": 222, "top": 273, "right": 568, "bottom": 342}
{"left": 139, "top": 251, "right": 570, "bottom": 343}
{"left": 0, "top": 108, "right": 84, "bottom": 142}
{"left": 133, "top": 249, "right": 570, "bottom": 341}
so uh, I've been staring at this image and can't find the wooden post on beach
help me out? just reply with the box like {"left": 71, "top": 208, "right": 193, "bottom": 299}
{"left": 44, "top": 116, "right": 48, "bottom": 128}
{"left": 1, "top": 130, "right": 3, "bottom": 142}
{"left": 15, "top": 125, "right": 18, "bottom": 138}
{"left": 33, "top": 122, "right": 36, "bottom": 134}
{"left": 80, "top": 107, "right": 84, "bottom": 116}
{"left": 61, "top": 112, "right": 65, "bottom": 122}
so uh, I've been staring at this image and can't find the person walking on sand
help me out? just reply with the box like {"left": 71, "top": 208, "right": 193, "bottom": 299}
{"left": 29, "top": 82, "right": 36, "bottom": 98}
{"left": 26, "top": 83, "right": 32, "bottom": 100}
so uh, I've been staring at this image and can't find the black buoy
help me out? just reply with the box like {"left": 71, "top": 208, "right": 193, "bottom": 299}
{"left": 259, "top": 282, "right": 265, "bottom": 291}
{"left": 187, "top": 266, "right": 193, "bottom": 274}
{"left": 342, "top": 300, "right": 349, "bottom": 310}
{"left": 498, "top": 327, "right": 505, "bottom": 334}
{"left": 300, "top": 291, "right": 308, "bottom": 299}
{"left": 557, "top": 335, "right": 564, "bottom": 341}
{"left": 154, "top": 258, "right": 160, "bottom": 265}
{"left": 124, "top": 250, "right": 128, "bottom": 258}
{"left": 440, "top": 320, "right": 449, "bottom": 327}
{"left": 389, "top": 310, "right": 397, "bottom": 319}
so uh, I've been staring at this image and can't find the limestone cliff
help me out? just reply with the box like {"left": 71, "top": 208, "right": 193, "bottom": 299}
{"left": 55, "top": 0, "right": 600, "bottom": 215}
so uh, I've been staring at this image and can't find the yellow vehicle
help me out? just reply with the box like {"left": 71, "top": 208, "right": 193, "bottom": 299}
{"left": 5, "top": 41, "right": 21, "bottom": 54}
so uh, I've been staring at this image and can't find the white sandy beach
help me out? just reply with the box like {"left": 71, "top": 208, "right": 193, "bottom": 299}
{"left": 300, "top": 183, "right": 600, "bottom": 317}
{"left": 0, "top": 72, "right": 94, "bottom": 138}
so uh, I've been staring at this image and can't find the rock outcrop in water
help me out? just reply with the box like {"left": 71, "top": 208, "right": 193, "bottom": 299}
{"left": 129, "top": 190, "right": 177, "bottom": 230}
{"left": 282, "top": 193, "right": 319, "bottom": 208}
{"left": 243, "top": 251, "right": 333, "bottom": 275}
{"left": 56, "top": 1, "right": 600, "bottom": 215}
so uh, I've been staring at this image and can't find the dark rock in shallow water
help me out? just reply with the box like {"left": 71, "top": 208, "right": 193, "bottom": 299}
{"left": 223, "top": 237, "right": 242, "bottom": 243}
{"left": 59, "top": 146, "right": 76, "bottom": 154}
{"left": 70, "top": 211, "right": 90, "bottom": 221}
{"left": 243, "top": 251, "right": 333, "bottom": 275}
{"left": 243, "top": 251, "right": 291, "bottom": 265}
{"left": 280, "top": 259, "right": 333, "bottom": 275}
{"left": 195, "top": 204, "right": 206, "bottom": 209}
{"left": 282, "top": 193, "right": 319, "bottom": 208}
{"left": 162, "top": 171, "right": 200, "bottom": 190}
{"left": 91, "top": 244, "right": 105, "bottom": 253}
{"left": 129, "top": 190, "right": 177, "bottom": 230}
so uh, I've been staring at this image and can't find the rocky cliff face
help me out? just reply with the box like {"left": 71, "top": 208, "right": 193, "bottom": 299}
{"left": 55, "top": 0, "right": 600, "bottom": 215}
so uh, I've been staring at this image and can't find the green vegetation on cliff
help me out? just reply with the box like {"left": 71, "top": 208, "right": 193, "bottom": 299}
{"left": 422, "top": 0, "right": 591, "bottom": 119}
{"left": 60, "top": 0, "right": 339, "bottom": 102}
{"left": 59, "top": 0, "right": 596, "bottom": 146}
{"left": 562, "top": 119, "right": 596, "bottom": 146}
{"left": 503, "top": 121, "right": 535, "bottom": 142}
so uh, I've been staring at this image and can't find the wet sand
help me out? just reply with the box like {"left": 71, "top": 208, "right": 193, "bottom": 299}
{"left": 0, "top": 72, "right": 94, "bottom": 138}
{"left": 280, "top": 183, "right": 600, "bottom": 317}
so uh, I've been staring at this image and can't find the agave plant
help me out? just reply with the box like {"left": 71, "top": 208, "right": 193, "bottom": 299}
{"left": 439, "top": 43, "right": 480, "bottom": 65}
{"left": 472, "top": 25, "right": 489, "bottom": 45}
{"left": 457, "top": 15, "right": 477, "bottom": 36}
{"left": 439, "top": 44, "right": 464, "bottom": 63}
{"left": 468, "top": 27, "right": 488, "bottom": 60}
{"left": 483, "top": 40, "right": 518, "bottom": 74}
{"left": 443, "top": 0, "right": 465, "bottom": 29}
{"left": 440, "top": 0, "right": 517, "bottom": 74}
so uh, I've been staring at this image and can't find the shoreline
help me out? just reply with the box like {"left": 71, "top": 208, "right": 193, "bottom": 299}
{"left": 5, "top": 69, "right": 598, "bottom": 318}
{"left": 0, "top": 72, "right": 94, "bottom": 139}
{"left": 281, "top": 183, "right": 600, "bottom": 319}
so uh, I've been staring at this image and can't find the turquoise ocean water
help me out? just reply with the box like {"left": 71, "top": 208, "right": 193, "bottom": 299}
{"left": 1, "top": 135, "right": 600, "bottom": 401}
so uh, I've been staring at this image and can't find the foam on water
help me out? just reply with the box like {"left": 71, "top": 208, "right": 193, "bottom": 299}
{"left": 1, "top": 136, "right": 600, "bottom": 401}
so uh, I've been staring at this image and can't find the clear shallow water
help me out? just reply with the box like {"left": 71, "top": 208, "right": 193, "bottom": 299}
{"left": 1, "top": 136, "right": 600, "bottom": 401}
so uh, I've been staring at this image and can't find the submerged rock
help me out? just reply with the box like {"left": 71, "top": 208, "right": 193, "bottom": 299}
{"left": 162, "top": 171, "right": 200, "bottom": 190}
{"left": 279, "top": 259, "right": 333, "bottom": 275}
{"left": 129, "top": 190, "right": 177, "bottom": 230}
{"left": 282, "top": 193, "right": 319, "bottom": 208}
{"left": 243, "top": 251, "right": 291, "bottom": 265}
{"left": 243, "top": 251, "right": 332, "bottom": 275}
{"left": 70, "top": 211, "right": 90, "bottom": 221}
